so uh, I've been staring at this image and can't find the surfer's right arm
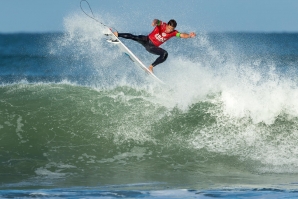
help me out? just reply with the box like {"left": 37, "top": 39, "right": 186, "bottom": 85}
{"left": 152, "top": 19, "right": 161, "bottom": 27}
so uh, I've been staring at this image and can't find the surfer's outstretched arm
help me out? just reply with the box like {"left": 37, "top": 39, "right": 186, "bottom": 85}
{"left": 179, "top": 32, "right": 196, "bottom": 38}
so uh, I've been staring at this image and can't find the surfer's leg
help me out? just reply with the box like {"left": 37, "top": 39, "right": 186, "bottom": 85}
{"left": 146, "top": 45, "right": 168, "bottom": 68}
{"left": 117, "top": 33, "right": 148, "bottom": 45}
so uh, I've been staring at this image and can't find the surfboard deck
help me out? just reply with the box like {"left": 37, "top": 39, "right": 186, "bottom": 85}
{"left": 104, "top": 28, "right": 165, "bottom": 84}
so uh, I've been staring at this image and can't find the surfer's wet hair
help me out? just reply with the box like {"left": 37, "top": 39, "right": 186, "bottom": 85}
{"left": 168, "top": 19, "right": 177, "bottom": 28}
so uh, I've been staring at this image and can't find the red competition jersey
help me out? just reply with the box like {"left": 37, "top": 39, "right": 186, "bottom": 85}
{"left": 148, "top": 21, "right": 180, "bottom": 47}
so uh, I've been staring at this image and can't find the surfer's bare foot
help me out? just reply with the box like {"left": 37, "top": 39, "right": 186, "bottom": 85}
{"left": 113, "top": 31, "right": 118, "bottom": 37}
{"left": 148, "top": 65, "right": 153, "bottom": 73}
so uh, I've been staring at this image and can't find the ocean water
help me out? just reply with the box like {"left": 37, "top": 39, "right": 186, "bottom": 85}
{"left": 1, "top": 14, "right": 298, "bottom": 198}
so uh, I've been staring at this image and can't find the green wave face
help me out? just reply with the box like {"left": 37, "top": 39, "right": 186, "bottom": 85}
{"left": 1, "top": 84, "right": 298, "bottom": 189}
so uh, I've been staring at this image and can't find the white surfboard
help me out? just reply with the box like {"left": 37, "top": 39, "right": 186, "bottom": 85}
{"left": 104, "top": 28, "right": 165, "bottom": 84}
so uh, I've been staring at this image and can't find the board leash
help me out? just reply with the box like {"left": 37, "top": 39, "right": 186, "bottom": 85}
{"left": 80, "top": 0, "right": 118, "bottom": 32}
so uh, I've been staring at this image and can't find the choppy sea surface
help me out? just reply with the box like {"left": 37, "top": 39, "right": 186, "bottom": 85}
{"left": 1, "top": 14, "right": 298, "bottom": 198}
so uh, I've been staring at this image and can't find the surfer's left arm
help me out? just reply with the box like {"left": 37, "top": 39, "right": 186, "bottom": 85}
{"left": 179, "top": 32, "right": 196, "bottom": 38}
{"left": 152, "top": 19, "right": 161, "bottom": 27}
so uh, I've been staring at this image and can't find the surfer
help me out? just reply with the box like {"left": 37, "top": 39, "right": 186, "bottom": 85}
{"left": 113, "top": 19, "right": 196, "bottom": 73}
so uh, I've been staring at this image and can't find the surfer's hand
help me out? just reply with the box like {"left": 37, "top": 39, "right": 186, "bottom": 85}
{"left": 152, "top": 19, "right": 158, "bottom": 26}
{"left": 189, "top": 32, "right": 196, "bottom": 38}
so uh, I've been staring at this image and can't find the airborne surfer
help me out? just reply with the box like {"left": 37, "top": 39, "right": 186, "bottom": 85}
{"left": 113, "top": 19, "right": 196, "bottom": 73}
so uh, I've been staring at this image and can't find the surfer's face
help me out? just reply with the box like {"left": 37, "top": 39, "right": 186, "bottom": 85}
{"left": 165, "top": 25, "right": 175, "bottom": 33}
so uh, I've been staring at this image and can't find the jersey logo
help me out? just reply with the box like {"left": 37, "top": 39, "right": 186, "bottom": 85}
{"left": 154, "top": 34, "right": 167, "bottom": 43}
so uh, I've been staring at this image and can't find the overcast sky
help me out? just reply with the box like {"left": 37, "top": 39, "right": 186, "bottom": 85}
{"left": 1, "top": 0, "right": 298, "bottom": 33}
